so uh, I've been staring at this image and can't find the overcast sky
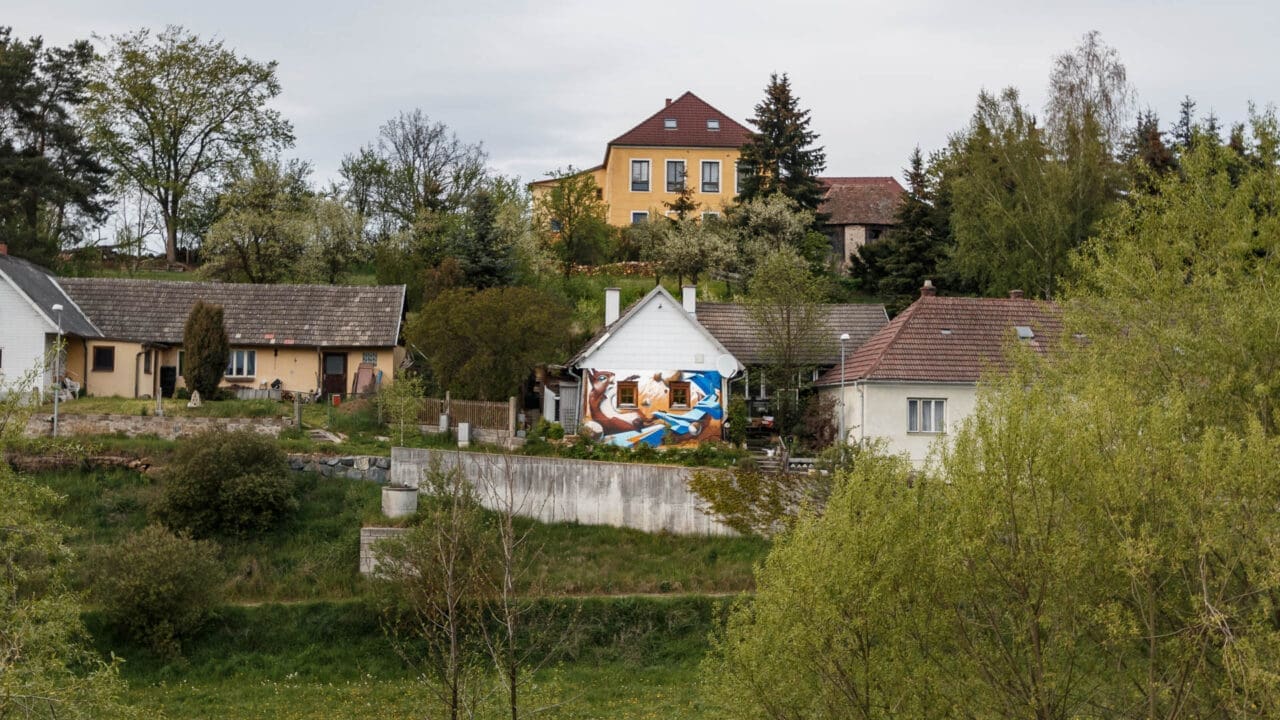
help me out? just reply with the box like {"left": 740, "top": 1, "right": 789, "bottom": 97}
{"left": 9, "top": 0, "right": 1279, "bottom": 188}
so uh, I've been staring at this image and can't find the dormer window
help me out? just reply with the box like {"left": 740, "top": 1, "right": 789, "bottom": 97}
{"left": 663, "top": 118, "right": 677, "bottom": 129}
{"left": 1015, "top": 325, "right": 1035, "bottom": 340}
{"left": 707, "top": 119, "right": 720, "bottom": 130}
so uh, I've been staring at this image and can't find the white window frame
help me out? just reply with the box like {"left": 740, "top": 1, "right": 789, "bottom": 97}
{"left": 630, "top": 159, "right": 651, "bottom": 192}
{"left": 663, "top": 118, "right": 677, "bottom": 129}
{"left": 665, "top": 159, "right": 686, "bottom": 193}
{"left": 701, "top": 160, "right": 721, "bottom": 193}
{"left": 706, "top": 118, "right": 720, "bottom": 131}
{"left": 908, "top": 398, "right": 946, "bottom": 434}
{"left": 225, "top": 349, "right": 257, "bottom": 379}
{"left": 735, "top": 161, "right": 747, "bottom": 195}
{"left": 631, "top": 211, "right": 649, "bottom": 224}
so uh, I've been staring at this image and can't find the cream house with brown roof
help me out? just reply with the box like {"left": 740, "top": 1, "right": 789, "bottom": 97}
{"left": 40, "top": 277, "right": 407, "bottom": 399}
{"left": 816, "top": 281, "right": 1062, "bottom": 465}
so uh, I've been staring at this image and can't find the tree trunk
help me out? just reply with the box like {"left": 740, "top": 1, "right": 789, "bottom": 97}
{"left": 165, "top": 214, "right": 178, "bottom": 264}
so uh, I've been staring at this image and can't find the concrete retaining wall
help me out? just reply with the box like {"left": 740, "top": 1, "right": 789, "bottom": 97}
{"left": 24, "top": 413, "right": 291, "bottom": 440}
{"left": 391, "top": 447, "right": 732, "bottom": 536}
{"left": 359, "top": 527, "right": 407, "bottom": 575}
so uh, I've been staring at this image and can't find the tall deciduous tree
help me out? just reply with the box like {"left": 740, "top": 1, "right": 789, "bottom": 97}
{"left": 407, "top": 286, "right": 573, "bottom": 400}
{"left": 736, "top": 73, "right": 827, "bottom": 215}
{"left": 87, "top": 26, "right": 293, "bottom": 264}
{"left": 0, "top": 28, "right": 110, "bottom": 263}
{"left": 201, "top": 156, "right": 311, "bottom": 283}
{"left": 531, "top": 167, "right": 612, "bottom": 277}
{"left": 182, "top": 300, "right": 229, "bottom": 398}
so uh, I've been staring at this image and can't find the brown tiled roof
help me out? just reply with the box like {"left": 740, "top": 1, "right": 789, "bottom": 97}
{"left": 819, "top": 177, "right": 906, "bottom": 226}
{"left": 814, "top": 294, "right": 1063, "bottom": 386}
{"left": 608, "top": 92, "right": 751, "bottom": 149}
{"left": 59, "top": 278, "right": 405, "bottom": 347}
{"left": 696, "top": 302, "right": 889, "bottom": 366}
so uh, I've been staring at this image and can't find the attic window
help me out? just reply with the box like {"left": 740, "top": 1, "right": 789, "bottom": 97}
{"left": 940, "top": 329, "right": 952, "bottom": 336}
{"left": 1015, "top": 325, "right": 1035, "bottom": 340}
{"left": 707, "top": 118, "right": 720, "bottom": 130}
{"left": 664, "top": 118, "right": 677, "bottom": 129}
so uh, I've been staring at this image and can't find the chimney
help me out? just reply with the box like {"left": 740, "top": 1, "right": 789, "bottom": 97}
{"left": 1009, "top": 289, "right": 1024, "bottom": 299}
{"left": 920, "top": 279, "right": 936, "bottom": 297}
{"left": 0, "top": 242, "right": 7, "bottom": 255}
{"left": 682, "top": 285, "right": 697, "bottom": 315}
{"left": 604, "top": 287, "right": 621, "bottom": 326}
{"left": 665, "top": 98, "right": 672, "bottom": 107}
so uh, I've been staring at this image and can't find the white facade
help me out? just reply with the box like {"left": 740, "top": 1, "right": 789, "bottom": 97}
{"left": 578, "top": 292, "right": 730, "bottom": 372}
{"left": 823, "top": 380, "right": 979, "bottom": 467}
{"left": 0, "top": 273, "right": 56, "bottom": 397}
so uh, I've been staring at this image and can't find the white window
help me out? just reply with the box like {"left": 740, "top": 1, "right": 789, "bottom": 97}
{"left": 631, "top": 211, "right": 649, "bottom": 224}
{"left": 630, "top": 160, "right": 650, "bottom": 192}
{"left": 706, "top": 118, "right": 720, "bottom": 130}
{"left": 735, "top": 161, "right": 748, "bottom": 194}
{"left": 225, "top": 349, "right": 257, "bottom": 378}
{"left": 908, "top": 398, "right": 946, "bottom": 433}
{"left": 663, "top": 118, "right": 677, "bottom": 129}
{"left": 666, "top": 160, "right": 686, "bottom": 192}
{"left": 701, "top": 161, "right": 721, "bottom": 193}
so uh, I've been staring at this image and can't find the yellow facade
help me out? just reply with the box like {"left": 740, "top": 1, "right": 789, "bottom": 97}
{"left": 67, "top": 338, "right": 398, "bottom": 398}
{"left": 599, "top": 146, "right": 741, "bottom": 226}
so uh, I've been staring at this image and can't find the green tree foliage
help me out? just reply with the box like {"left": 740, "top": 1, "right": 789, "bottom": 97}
{"left": 154, "top": 430, "right": 296, "bottom": 537}
{"left": 729, "top": 192, "right": 830, "bottom": 277}
{"left": 736, "top": 72, "right": 827, "bottom": 214}
{"left": 181, "top": 300, "right": 230, "bottom": 398}
{"left": 87, "top": 25, "right": 293, "bottom": 263}
{"left": 851, "top": 147, "right": 954, "bottom": 307}
{"left": 299, "top": 193, "right": 364, "bottom": 284}
{"left": 89, "top": 524, "right": 223, "bottom": 658}
{"left": 663, "top": 182, "right": 700, "bottom": 219}
{"left": 375, "top": 460, "right": 496, "bottom": 720}
{"left": 532, "top": 167, "right": 613, "bottom": 277}
{"left": 703, "top": 106, "right": 1280, "bottom": 720}
{"left": 201, "top": 156, "right": 312, "bottom": 283}
{"left": 407, "top": 286, "right": 573, "bottom": 400}
{"left": 377, "top": 372, "right": 425, "bottom": 445}
{"left": 0, "top": 366, "right": 137, "bottom": 719}
{"left": 0, "top": 28, "right": 109, "bottom": 264}
{"left": 638, "top": 217, "right": 733, "bottom": 286}
{"left": 456, "top": 187, "right": 516, "bottom": 288}
{"left": 1124, "top": 109, "right": 1177, "bottom": 186}
{"left": 746, "top": 246, "right": 830, "bottom": 435}
{"left": 946, "top": 32, "right": 1129, "bottom": 299}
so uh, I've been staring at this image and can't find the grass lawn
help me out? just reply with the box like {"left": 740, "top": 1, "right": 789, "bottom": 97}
{"left": 32, "top": 468, "right": 766, "bottom": 601}
{"left": 93, "top": 598, "right": 728, "bottom": 719}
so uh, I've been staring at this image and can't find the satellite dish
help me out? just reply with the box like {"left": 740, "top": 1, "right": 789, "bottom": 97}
{"left": 715, "top": 354, "right": 739, "bottom": 378}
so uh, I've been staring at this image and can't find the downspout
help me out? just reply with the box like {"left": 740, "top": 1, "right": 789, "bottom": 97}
{"left": 133, "top": 350, "right": 144, "bottom": 398}
{"left": 81, "top": 338, "right": 88, "bottom": 395}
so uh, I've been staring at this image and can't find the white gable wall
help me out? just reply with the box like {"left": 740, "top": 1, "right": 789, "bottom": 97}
{"left": 822, "top": 380, "right": 978, "bottom": 467}
{"left": 581, "top": 298, "right": 726, "bottom": 371}
{"left": 0, "top": 274, "right": 54, "bottom": 395}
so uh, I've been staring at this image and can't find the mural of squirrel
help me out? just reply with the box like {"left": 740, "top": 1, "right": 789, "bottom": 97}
{"left": 585, "top": 370, "right": 653, "bottom": 435}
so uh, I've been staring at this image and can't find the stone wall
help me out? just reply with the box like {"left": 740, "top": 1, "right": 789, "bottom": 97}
{"left": 391, "top": 448, "right": 732, "bottom": 536}
{"left": 24, "top": 413, "right": 292, "bottom": 440}
{"left": 288, "top": 454, "right": 390, "bottom": 483}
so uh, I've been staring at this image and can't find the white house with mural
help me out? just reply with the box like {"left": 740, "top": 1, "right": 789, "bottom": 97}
{"left": 815, "top": 281, "right": 1063, "bottom": 466}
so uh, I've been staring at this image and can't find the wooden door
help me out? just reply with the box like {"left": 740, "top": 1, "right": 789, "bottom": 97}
{"left": 322, "top": 352, "right": 348, "bottom": 396}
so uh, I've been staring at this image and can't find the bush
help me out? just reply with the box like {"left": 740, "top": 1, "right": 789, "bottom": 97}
{"left": 182, "top": 300, "right": 230, "bottom": 398}
{"left": 727, "top": 396, "right": 747, "bottom": 447}
{"left": 90, "top": 524, "right": 223, "bottom": 657}
{"left": 154, "top": 430, "right": 297, "bottom": 537}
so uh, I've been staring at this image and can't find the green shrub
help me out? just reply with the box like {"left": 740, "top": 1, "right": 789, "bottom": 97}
{"left": 182, "top": 300, "right": 230, "bottom": 398}
{"left": 727, "top": 396, "right": 747, "bottom": 446}
{"left": 90, "top": 524, "right": 223, "bottom": 658}
{"left": 154, "top": 430, "right": 296, "bottom": 537}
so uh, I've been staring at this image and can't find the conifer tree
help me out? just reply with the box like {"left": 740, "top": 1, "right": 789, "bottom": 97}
{"left": 736, "top": 73, "right": 827, "bottom": 214}
{"left": 663, "top": 183, "right": 699, "bottom": 220}
{"left": 182, "top": 300, "right": 229, "bottom": 398}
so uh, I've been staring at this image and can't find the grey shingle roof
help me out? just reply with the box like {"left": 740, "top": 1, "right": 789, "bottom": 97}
{"left": 0, "top": 254, "right": 100, "bottom": 337}
{"left": 59, "top": 278, "right": 405, "bottom": 347}
{"left": 696, "top": 302, "right": 889, "bottom": 366}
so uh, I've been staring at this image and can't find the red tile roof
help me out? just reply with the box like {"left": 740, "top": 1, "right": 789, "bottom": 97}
{"left": 819, "top": 176, "right": 906, "bottom": 226}
{"left": 814, "top": 293, "right": 1063, "bottom": 385}
{"left": 608, "top": 92, "right": 752, "bottom": 149}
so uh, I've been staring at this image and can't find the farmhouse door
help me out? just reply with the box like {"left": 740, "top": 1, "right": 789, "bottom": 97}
{"left": 322, "top": 352, "right": 348, "bottom": 396}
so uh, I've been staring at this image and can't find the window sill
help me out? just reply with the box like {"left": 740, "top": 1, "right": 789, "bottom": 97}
{"left": 224, "top": 375, "right": 256, "bottom": 381}
{"left": 906, "top": 431, "right": 945, "bottom": 436}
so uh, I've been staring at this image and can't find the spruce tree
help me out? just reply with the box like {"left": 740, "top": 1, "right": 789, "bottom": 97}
{"left": 182, "top": 300, "right": 230, "bottom": 398}
{"left": 663, "top": 183, "right": 699, "bottom": 220}
{"left": 736, "top": 73, "right": 827, "bottom": 214}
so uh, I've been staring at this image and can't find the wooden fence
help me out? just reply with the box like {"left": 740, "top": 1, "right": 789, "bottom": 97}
{"left": 420, "top": 394, "right": 512, "bottom": 430}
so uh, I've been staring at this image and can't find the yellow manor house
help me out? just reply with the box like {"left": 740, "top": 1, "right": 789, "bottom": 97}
{"left": 531, "top": 91, "right": 751, "bottom": 226}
